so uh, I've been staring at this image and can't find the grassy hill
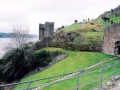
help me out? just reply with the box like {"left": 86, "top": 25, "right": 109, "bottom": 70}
{"left": 14, "top": 47, "right": 112, "bottom": 90}
{"left": 110, "top": 16, "right": 120, "bottom": 23}
{"left": 57, "top": 13, "right": 120, "bottom": 44}
{"left": 13, "top": 5, "right": 120, "bottom": 90}
{"left": 57, "top": 18, "right": 108, "bottom": 44}
{"left": 42, "top": 56, "right": 120, "bottom": 90}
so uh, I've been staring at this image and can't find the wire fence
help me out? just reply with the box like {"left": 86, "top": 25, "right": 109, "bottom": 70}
{"left": 0, "top": 59, "right": 120, "bottom": 90}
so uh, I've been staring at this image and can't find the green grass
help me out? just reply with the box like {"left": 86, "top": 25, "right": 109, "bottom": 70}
{"left": 110, "top": 16, "right": 120, "bottom": 23}
{"left": 63, "top": 23, "right": 81, "bottom": 32}
{"left": 97, "top": 18, "right": 108, "bottom": 31}
{"left": 42, "top": 57, "right": 120, "bottom": 90}
{"left": 14, "top": 47, "right": 111, "bottom": 90}
{"left": 56, "top": 18, "right": 109, "bottom": 44}
{"left": 80, "top": 18, "right": 108, "bottom": 44}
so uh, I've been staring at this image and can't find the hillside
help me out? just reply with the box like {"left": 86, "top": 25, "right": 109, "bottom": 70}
{"left": 15, "top": 5, "right": 120, "bottom": 90}
{"left": 2, "top": 5, "right": 120, "bottom": 90}
{"left": 55, "top": 5, "right": 120, "bottom": 45}
{"left": 55, "top": 18, "right": 107, "bottom": 44}
{"left": 14, "top": 47, "right": 112, "bottom": 90}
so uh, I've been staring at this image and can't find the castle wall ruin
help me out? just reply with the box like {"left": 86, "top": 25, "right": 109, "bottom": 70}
{"left": 102, "top": 23, "right": 120, "bottom": 55}
{"left": 39, "top": 22, "right": 54, "bottom": 40}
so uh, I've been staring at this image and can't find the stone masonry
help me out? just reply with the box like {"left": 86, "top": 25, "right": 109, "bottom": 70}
{"left": 102, "top": 23, "right": 120, "bottom": 55}
{"left": 39, "top": 22, "right": 54, "bottom": 40}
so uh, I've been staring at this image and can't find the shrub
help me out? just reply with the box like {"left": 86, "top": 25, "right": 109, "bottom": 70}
{"left": 0, "top": 59, "right": 4, "bottom": 82}
{"left": 111, "top": 20, "right": 114, "bottom": 24}
{"left": 0, "top": 59, "right": 4, "bottom": 64}
{"left": 90, "top": 22, "right": 94, "bottom": 25}
{"left": 3, "top": 48, "right": 37, "bottom": 83}
{"left": 0, "top": 64, "right": 4, "bottom": 82}
{"left": 36, "top": 50, "right": 52, "bottom": 67}
{"left": 62, "top": 26, "right": 65, "bottom": 28}
{"left": 74, "top": 20, "right": 78, "bottom": 23}
{"left": 49, "top": 50, "right": 64, "bottom": 61}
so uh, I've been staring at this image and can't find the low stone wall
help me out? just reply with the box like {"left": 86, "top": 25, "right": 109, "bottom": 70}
{"left": 33, "top": 37, "right": 102, "bottom": 52}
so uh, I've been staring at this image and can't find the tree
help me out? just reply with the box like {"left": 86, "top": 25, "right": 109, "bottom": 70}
{"left": 3, "top": 47, "right": 37, "bottom": 83}
{"left": 2, "top": 47, "right": 53, "bottom": 83}
{"left": 10, "top": 26, "right": 30, "bottom": 48}
{"left": 3, "top": 26, "right": 31, "bottom": 52}
{"left": 74, "top": 20, "right": 78, "bottom": 23}
{"left": 62, "top": 25, "right": 65, "bottom": 28}
{"left": 0, "top": 62, "right": 4, "bottom": 82}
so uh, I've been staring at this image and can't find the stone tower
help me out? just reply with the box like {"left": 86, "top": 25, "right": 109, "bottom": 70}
{"left": 39, "top": 22, "right": 54, "bottom": 40}
{"left": 102, "top": 23, "right": 120, "bottom": 55}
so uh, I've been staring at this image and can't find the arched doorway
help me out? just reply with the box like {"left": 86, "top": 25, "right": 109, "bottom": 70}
{"left": 114, "top": 41, "right": 120, "bottom": 55}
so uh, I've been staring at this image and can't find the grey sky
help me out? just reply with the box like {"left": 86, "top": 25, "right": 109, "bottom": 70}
{"left": 0, "top": 0, "right": 119, "bottom": 34}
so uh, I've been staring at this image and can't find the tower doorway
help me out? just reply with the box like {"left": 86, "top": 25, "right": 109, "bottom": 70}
{"left": 114, "top": 41, "right": 120, "bottom": 55}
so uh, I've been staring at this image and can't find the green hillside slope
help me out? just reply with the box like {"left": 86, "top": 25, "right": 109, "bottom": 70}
{"left": 14, "top": 6, "right": 120, "bottom": 90}
{"left": 14, "top": 47, "right": 111, "bottom": 90}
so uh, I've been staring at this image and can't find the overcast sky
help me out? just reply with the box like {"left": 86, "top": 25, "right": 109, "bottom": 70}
{"left": 0, "top": 0, "right": 119, "bottom": 34}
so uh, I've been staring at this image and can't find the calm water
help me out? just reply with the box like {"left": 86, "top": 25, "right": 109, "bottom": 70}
{"left": 0, "top": 38, "right": 39, "bottom": 58}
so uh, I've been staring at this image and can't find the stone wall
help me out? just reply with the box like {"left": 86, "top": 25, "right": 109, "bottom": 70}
{"left": 102, "top": 23, "right": 120, "bottom": 55}
{"left": 39, "top": 22, "right": 54, "bottom": 40}
{"left": 33, "top": 37, "right": 102, "bottom": 52}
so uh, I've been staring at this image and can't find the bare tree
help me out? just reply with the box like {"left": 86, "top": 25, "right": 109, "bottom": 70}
{"left": 10, "top": 26, "right": 30, "bottom": 47}
{"left": 3, "top": 43, "right": 14, "bottom": 52}
{"left": 3, "top": 26, "right": 30, "bottom": 52}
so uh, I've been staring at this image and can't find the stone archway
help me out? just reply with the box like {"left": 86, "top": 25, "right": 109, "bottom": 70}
{"left": 114, "top": 41, "right": 120, "bottom": 55}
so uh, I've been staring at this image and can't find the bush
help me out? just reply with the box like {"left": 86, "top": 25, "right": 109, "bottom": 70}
{"left": 0, "top": 64, "right": 4, "bottom": 82}
{"left": 74, "top": 20, "right": 78, "bottom": 23}
{"left": 49, "top": 50, "right": 64, "bottom": 61}
{"left": 3, "top": 48, "right": 37, "bottom": 83}
{"left": 2, "top": 47, "right": 64, "bottom": 83}
{"left": 0, "top": 59, "right": 4, "bottom": 64}
{"left": 90, "top": 22, "right": 94, "bottom": 25}
{"left": 36, "top": 50, "right": 51, "bottom": 67}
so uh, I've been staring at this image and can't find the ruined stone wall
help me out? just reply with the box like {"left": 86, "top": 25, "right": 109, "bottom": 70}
{"left": 39, "top": 22, "right": 54, "bottom": 40}
{"left": 102, "top": 23, "right": 120, "bottom": 55}
{"left": 39, "top": 24, "right": 44, "bottom": 39}
{"left": 33, "top": 37, "right": 102, "bottom": 52}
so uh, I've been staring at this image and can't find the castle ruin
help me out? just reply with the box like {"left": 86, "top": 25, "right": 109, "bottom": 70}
{"left": 102, "top": 23, "right": 120, "bottom": 55}
{"left": 39, "top": 22, "right": 54, "bottom": 40}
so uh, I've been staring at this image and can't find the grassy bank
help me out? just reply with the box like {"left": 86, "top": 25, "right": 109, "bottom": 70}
{"left": 14, "top": 47, "right": 111, "bottom": 90}
{"left": 42, "top": 57, "right": 120, "bottom": 90}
